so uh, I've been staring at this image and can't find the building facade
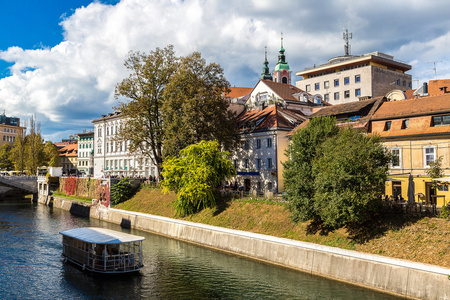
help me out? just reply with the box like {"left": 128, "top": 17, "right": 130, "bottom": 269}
{"left": 0, "top": 112, "right": 25, "bottom": 148}
{"left": 92, "top": 112, "right": 157, "bottom": 179}
{"left": 369, "top": 93, "right": 450, "bottom": 206}
{"left": 296, "top": 51, "right": 412, "bottom": 104}
{"left": 231, "top": 79, "right": 324, "bottom": 195}
{"left": 76, "top": 131, "right": 94, "bottom": 176}
{"left": 59, "top": 143, "right": 78, "bottom": 175}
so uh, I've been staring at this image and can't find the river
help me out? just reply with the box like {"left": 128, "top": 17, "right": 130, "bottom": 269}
{"left": 0, "top": 201, "right": 400, "bottom": 299}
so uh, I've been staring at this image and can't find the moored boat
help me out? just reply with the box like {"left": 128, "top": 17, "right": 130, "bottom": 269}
{"left": 60, "top": 227, "right": 145, "bottom": 274}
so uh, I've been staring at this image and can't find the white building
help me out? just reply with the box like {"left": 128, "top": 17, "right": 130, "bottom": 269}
{"left": 231, "top": 79, "right": 323, "bottom": 195}
{"left": 92, "top": 112, "right": 157, "bottom": 179}
{"left": 296, "top": 51, "right": 412, "bottom": 104}
{"left": 76, "top": 131, "right": 94, "bottom": 176}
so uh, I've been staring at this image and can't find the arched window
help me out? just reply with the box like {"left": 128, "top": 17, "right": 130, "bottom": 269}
{"left": 282, "top": 77, "right": 287, "bottom": 84}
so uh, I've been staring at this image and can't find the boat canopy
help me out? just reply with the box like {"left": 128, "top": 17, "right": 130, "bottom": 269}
{"left": 60, "top": 227, "right": 145, "bottom": 244}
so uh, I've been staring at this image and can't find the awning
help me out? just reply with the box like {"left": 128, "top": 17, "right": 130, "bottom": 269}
{"left": 431, "top": 177, "right": 450, "bottom": 182}
{"left": 60, "top": 227, "right": 145, "bottom": 244}
{"left": 386, "top": 178, "right": 404, "bottom": 181}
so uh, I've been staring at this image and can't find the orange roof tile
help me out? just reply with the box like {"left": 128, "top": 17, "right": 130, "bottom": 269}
{"left": 261, "top": 80, "right": 304, "bottom": 102}
{"left": 428, "top": 79, "right": 450, "bottom": 96}
{"left": 224, "top": 87, "right": 252, "bottom": 99}
{"left": 371, "top": 93, "right": 450, "bottom": 120}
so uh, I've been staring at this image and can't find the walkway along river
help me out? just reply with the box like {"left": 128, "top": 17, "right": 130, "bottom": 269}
{"left": 0, "top": 200, "right": 400, "bottom": 299}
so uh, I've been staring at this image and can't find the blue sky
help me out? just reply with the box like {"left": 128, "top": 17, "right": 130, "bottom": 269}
{"left": 0, "top": 0, "right": 449, "bottom": 142}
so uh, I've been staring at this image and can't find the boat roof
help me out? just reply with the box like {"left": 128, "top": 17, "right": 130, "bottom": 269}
{"left": 60, "top": 227, "right": 145, "bottom": 244}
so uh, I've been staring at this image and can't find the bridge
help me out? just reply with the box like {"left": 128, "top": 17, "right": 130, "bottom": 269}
{"left": 0, "top": 175, "right": 38, "bottom": 194}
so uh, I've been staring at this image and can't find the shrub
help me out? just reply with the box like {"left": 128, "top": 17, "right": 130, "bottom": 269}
{"left": 110, "top": 177, "right": 134, "bottom": 205}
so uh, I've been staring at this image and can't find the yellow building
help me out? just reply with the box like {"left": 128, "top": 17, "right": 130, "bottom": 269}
{"left": 0, "top": 113, "right": 25, "bottom": 148}
{"left": 370, "top": 93, "right": 450, "bottom": 206}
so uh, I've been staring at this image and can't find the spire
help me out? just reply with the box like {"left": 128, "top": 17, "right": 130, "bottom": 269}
{"left": 277, "top": 32, "right": 287, "bottom": 65}
{"left": 260, "top": 46, "right": 273, "bottom": 80}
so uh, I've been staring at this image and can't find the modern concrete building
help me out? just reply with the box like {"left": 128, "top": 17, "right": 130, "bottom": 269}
{"left": 76, "top": 131, "right": 94, "bottom": 176}
{"left": 296, "top": 51, "right": 412, "bottom": 104}
{"left": 92, "top": 111, "right": 157, "bottom": 179}
{"left": 0, "top": 112, "right": 25, "bottom": 148}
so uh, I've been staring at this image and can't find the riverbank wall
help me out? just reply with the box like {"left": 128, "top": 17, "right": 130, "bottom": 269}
{"left": 41, "top": 195, "right": 450, "bottom": 300}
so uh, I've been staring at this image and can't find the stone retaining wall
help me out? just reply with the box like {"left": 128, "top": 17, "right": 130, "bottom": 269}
{"left": 40, "top": 195, "right": 450, "bottom": 300}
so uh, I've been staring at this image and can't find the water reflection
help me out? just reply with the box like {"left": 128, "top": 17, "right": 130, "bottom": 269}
{"left": 0, "top": 201, "right": 400, "bottom": 299}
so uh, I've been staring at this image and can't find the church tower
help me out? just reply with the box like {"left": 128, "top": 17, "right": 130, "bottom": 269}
{"left": 273, "top": 33, "right": 291, "bottom": 84}
{"left": 260, "top": 46, "right": 273, "bottom": 81}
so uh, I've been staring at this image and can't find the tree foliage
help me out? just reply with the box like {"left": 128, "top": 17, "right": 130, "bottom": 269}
{"left": 0, "top": 143, "right": 13, "bottom": 170}
{"left": 162, "top": 51, "right": 239, "bottom": 158}
{"left": 426, "top": 156, "right": 444, "bottom": 190}
{"left": 114, "top": 45, "right": 179, "bottom": 178}
{"left": 25, "top": 115, "right": 44, "bottom": 174}
{"left": 312, "top": 127, "right": 390, "bottom": 229}
{"left": 10, "top": 127, "right": 27, "bottom": 172}
{"left": 283, "top": 117, "right": 390, "bottom": 230}
{"left": 283, "top": 116, "right": 339, "bottom": 223}
{"left": 110, "top": 177, "right": 134, "bottom": 205}
{"left": 43, "top": 141, "right": 61, "bottom": 167}
{"left": 160, "top": 140, "right": 236, "bottom": 216}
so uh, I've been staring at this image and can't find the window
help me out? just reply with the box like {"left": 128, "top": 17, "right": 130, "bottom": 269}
{"left": 97, "top": 145, "right": 102, "bottom": 154}
{"left": 432, "top": 115, "right": 450, "bottom": 126}
{"left": 391, "top": 148, "right": 401, "bottom": 168}
{"left": 107, "top": 127, "right": 109, "bottom": 136}
{"left": 256, "top": 139, "right": 261, "bottom": 149}
{"left": 424, "top": 146, "right": 435, "bottom": 167}
{"left": 267, "top": 182, "right": 273, "bottom": 191}
{"left": 344, "top": 90, "right": 350, "bottom": 98}
{"left": 256, "top": 158, "right": 261, "bottom": 169}
{"left": 244, "top": 159, "right": 249, "bottom": 169}
{"left": 314, "top": 83, "right": 320, "bottom": 90}
{"left": 267, "top": 138, "right": 272, "bottom": 148}
{"left": 384, "top": 121, "right": 392, "bottom": 131}
{"left": 324, "top": 93, "right": 329, "bottom": 102}
{"left": 233, "top": 160, "right": 238, "bottom": 170}
{"left": 355, "top": 88, "right": 361, "bottom": 97}
{"left": 334, "top": 79, "right": 339, "bottom": 87}
{"left": 305, "top": 85, "right": 311, "bottom": 92}
{"left": 324, "top": 81, "right": 329, "bottom": 89}
{"left": 408, "top": 82, "right": 412, "bottom": 88}
{"left": 344, "top": 77, "right": 350, "bottom": 85}
{"left": 355, "top": 75, "right": 361, "bottom": 83}
{"left": 402, "top": 119, "right": 409, "bottom": 129}
{"left": 396, "top": 79, "right": 400, "bottom": 85}
{"left": 98, "top": 128, "right": 102, "bottom": 137}
{"left": 334, "top": 92, "right": 339, "bottom": 100}
{"left": 267, "top": 158, "right": 273, "bottom": 169}
{"left": 402, "top": 80, "right": 406, "bottom": 87}
{"left": 438, "top": 184, "right": 449, "bottom": 191}
{"left": 124, "top": 160, "right": 127, "bottom": 170}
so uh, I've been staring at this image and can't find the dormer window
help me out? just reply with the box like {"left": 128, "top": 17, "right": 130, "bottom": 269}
{"left": 432, "top": 115, "right": 450, "bottom": 126}
{"left": 401, "top": 119, "right": 409, "bottom": 129}
{"left": 384, "top": 121, "right": 392, "bottom": 131}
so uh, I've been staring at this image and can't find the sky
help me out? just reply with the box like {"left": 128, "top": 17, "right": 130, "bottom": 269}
{"left": 0, "top": 0, "right": 449, "bottom": 142}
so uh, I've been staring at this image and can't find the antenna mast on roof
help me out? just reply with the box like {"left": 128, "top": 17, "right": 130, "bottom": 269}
{"left": 343, "top": 26, "right": 352, "bottom": 56}
{"left": 428, "top": 61, "right": 442, "bottom": 81}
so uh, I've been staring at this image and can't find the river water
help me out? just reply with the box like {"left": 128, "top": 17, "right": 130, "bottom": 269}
{"left": 0, "top": 201, "right": 400, "bottom": 299}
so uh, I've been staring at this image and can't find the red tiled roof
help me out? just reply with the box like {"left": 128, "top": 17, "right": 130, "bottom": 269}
{"left": 224, "top": 87, "right": 252, "bottom": 99}
{"left": 371, "top": 93, "right": 450, "bottom": 120}
{"left": 261, "top": 80, "right": 305, "bottom": 102}
{"left": 237, "top": 105, "right": 306, "bottom": 132}
{"left": 428, "top": 79, "right": 450, "bottom": 96}
{"left": 59, "top": 143, "right": 78, "bottom": 157}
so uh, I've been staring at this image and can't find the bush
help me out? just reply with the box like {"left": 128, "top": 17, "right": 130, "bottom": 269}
{"left": 110, "top": 177, "right": 134, "bottom": 205}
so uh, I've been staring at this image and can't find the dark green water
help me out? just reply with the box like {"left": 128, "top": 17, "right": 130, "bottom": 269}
{"left": 0, "top": 201, "right": 400, "bottom": 299}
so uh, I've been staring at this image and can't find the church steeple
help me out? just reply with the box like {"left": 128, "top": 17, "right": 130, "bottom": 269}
{"left": 273, "top": 33, "right": 291, "bottom": 84}
{"left": 260, "top": 46, "right": 273, "bottom": 80}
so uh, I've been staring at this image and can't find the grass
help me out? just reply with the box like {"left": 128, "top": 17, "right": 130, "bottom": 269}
{"left": 116, "top": 188, "right": 450, "bottom": 268}
{"left": 52, "top": 191, "right": 93, "bottom": 204}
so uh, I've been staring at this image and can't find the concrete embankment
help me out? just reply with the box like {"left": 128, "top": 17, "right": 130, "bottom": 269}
{"left": 41, "top": 195, "right": 450, "bottom": 300}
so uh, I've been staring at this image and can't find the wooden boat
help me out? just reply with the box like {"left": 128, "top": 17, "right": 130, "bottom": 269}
{"left": 60, "top": 227, "right": 145, "bottom": 274}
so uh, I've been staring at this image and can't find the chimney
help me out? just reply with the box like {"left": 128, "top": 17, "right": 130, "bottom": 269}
{"left": 439, "top": 86, "right": 448, "bottom": 93}
{"left": 423, "top": 82, "right": 428, "bottom": 95}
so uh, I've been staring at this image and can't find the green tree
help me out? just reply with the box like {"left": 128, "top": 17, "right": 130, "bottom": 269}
{"left": 10, "top": 129, "right": 27, "bottom": 172}
{"left": 111, "top": 177, "right": 134, "bottom": 205}
{"left": 312, "top": 127, "right": 390, "bottom": 230}
{"left": 283, "top": 116, "right": 339, "bottom": 223}
{"left": 43, "top": 141, "right": 61, "bottom": 167}
{"left": 25, "top": 115, "right": 44, "bottom": 174}
{"left": 426, "top": 156, "right": 444, "bottom": 190}
{"left": 160, "top": 140, "right": 236, "bottom": 216}
{"left": 114, "top": 45, "right": 179, "bottom": 178}
{"left": 162, "top": 52, "right": 239, "bottom": 158}
{"left": 0, "top": 143, "right": 13, "bottom": 170}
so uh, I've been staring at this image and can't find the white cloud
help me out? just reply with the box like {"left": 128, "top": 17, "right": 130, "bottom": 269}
{"left": 0, "top": 0, "right": 449, "bottom": 140}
